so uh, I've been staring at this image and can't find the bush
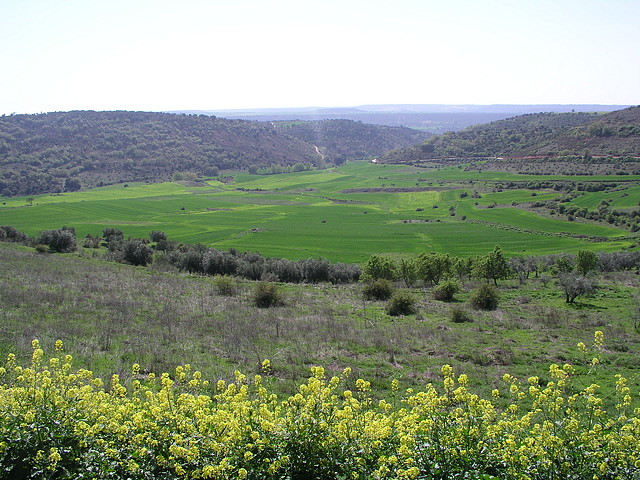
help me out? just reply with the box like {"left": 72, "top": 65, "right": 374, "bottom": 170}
{"left": 301, "top": 257, "right": 331, "bottom": 283}
{"left": 386, "top": 291, "right": 417, "bottom": 316}
{"left": 433, "top": 279, "right": 460, "bottom": 302}
{"left": 34, "top": 244, "right": 49, "bottom": 254}
{"left": 362, "top": 278, "right": 394, "bottom": 301}
{"left": 253, "top": 282, "right": 282, "bottom": 308}
{"left": 149, "top": 230, "right": 167, "bottom": 242}
{"left": 83, "top": 234, "right": 101, "bottom": 249}
{"left": 450, "top": 306, "right": 473, "bottom": 323}
{"left": 213, "top": 275, "right": 238, "bottom": 296}
{"left": 102, "top": 227, "right": 124, "bottom": 244}
{"left": 36, "top": 227, "right": 77, "bottom": 253}
{"left": 121, "top": 239, "right": 153, "bottom": 266}
{"left": 469, "top": 283, "right": 500, "bottom": 310}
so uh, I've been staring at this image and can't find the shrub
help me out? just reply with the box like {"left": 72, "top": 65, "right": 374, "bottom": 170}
{"left": 121, "top": 239, "right": 153, "bottom": 266}
{"left": 253, "top": 282, "right": 282, "bottom": 308}
{"left": 203, "top": 249, "right": 239, "bottom": 276}
{"left": 213, "top": 275, "right": 238, "bottom": 296}
{"left": 386, "top": 291, "right": 417, "bottom": 316}
{"left": 83, "top": 234, "right": 101, "bottom": 249}
{"left": 301, "top": 257, "right": 331, "bottom": 283}
{"left": 149, "top": 230, "right": 167, "bottom": 242}
{"left": 433, "top": 279, "right": 460, "bottom": 302}
{"left": 102, "top": 227, "right": 124, "bottom": 244}
{"left": 362, "top": 278, "right": 394, "bottom": 301}
{"left": 450, "top": 306, "right": 473, "bottom": 323}
{"left": 36, "top": 227, "right": 77, "bottom": 253}
{"left": 34, "top": 244, "right": 49, "bottom": 254}
{"left": 469, "top": 283, "right": 499, "bottom": 310}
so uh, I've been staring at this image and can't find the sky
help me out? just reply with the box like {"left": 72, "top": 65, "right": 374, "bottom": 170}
{"left": 1, "top": 0, "right": 638, "bottom": 114}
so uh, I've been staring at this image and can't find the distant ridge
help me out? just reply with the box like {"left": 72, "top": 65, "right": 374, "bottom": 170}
{"left": 172, "top": 104, "right": 631, "bottom": 133}
{"left": 381, "top": 106, "right": 640, "bottom": 162}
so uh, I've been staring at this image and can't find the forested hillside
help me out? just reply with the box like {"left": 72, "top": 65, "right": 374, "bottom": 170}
{"left": 381, "top": 106, "right": 640, "bottom": 162}
{"left": 0, "top": 111, "right": 319, "bottom": 196}
{"left": 273, "top": 119, "right": 429, "bottom": 164}
{"left": 0, "top": 111, "right": 428, "bottom": 196}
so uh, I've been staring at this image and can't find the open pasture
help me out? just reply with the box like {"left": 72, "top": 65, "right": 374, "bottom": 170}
{"left": 1, "top": 162, "right": 636, "bottom": 262}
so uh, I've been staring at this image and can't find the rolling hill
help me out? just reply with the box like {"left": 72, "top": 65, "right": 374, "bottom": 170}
{"left": 381, "top": 106, "right": 640, "bottom": 163}
{"left": 0, "top": 111, "right": 429, "bottom": 196}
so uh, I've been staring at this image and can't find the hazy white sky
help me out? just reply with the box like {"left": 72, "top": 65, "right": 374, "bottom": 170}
{"left": 1, "top": 0, "right": 638, "bottom": 114}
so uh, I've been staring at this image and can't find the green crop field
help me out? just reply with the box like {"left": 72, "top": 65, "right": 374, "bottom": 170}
{"left": 1, "top": 161, "right": 637, "bottom": 262}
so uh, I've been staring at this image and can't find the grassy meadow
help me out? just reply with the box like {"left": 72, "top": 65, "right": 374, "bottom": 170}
{"left": 1, "top": 161, "right": 637, "bottom": 262}
{"left": 1, "top": 242, "right": 639, "bottom": 403}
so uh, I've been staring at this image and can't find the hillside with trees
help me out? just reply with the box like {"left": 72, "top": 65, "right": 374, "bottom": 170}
{"left": 273, "top": 119, "right": 429, "bottom": 165}
{"left": 0, "top": 111, "right": 428, "bottom": 196}
{"left": 381, "top": 106, "right": 640, "bottom": 163}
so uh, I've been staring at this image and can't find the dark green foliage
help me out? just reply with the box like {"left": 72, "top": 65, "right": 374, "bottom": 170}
{"left": 121, "top": 239, "right": 153, "bottom": 267}
{"left": 301, "top": 258, "right": 331, "bottom": 283}
{"left": 102, "top": 228, "right": 124, "bottom": 245}
{"left": 554, "top": 254, "right": 575, "bottom": 273}
{"left": 64, "top": 177, "right": 81, "bottom": 192}
{"left": 576, "top": 250, "right": 598, "bottom": 275}
{"left": 450, "top": 306, "right": 473, "bottom": 323}
{"left": 149, "top": 231, "right": 167, "bottom": 242}
{"left": 253, "top": 282, "right": 282, "bottom": 308}
{"left": 433, "top": 279, "right": 460, "bottom": 302}
{"left": 34, "top": 244, "right": 49, "bottom": 254}
{"left": 362, "top": 279, "right": 394, "bottom": 301}
{"left": 386, "top": 291, "right": 417, "bottom": 316}
{"left": 0, "top": 225, "right": 27, "bottom": 243}
{"left": 83, "top": 234, "right": 101, "bottom": 249}
{"left": 469, "top": 284, "right": 500, "bottom": 311}
{"left": 36, "top": 227, "right": 77, "bottom": 253}
{"left": 202, "top": 249, "right": 239, "bottom": 276}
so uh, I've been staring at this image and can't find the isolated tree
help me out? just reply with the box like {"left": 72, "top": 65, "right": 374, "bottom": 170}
{"left": 576, "top": 250, "right": 598, "bottom": 275}
{"left": 557, "top": 273, "right": 597, "bottom": 304}
{"left": 474, "top": 246, "right": 510, "bottom": 285}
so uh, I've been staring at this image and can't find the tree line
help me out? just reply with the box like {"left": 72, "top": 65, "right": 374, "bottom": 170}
{"left": 2, "top": 225, "right": 639, "bottom": 304}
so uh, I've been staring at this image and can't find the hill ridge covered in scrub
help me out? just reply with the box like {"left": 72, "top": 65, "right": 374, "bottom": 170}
{"left": 381, "top": 106, "right": 640, "bottom": 162}
{"left": 0, "top": 111, "right": 429, "bottom": 196}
